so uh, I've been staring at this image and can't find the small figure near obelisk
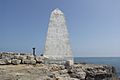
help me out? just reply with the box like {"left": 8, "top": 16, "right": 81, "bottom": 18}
{"left": 44, "top": 8, "right": 73, "bottom": 65}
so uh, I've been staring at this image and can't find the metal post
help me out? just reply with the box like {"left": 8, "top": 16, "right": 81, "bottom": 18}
{"left": 32, "top": 48, "right": 36, "bottom": 56}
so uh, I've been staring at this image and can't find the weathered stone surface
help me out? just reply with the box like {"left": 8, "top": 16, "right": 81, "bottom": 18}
{"left": 0, "top": 59, "right": 11, "bottom": 65}
{"left": 65, "top": 60, "right": 74, "bottom": 67}
{"left": 18, "top": 55, "right": 27, "bottom": 60}
{"left": 0, "top": 64, "right": 118, "bottom": 80}
{"left": 22, "top": 59, "right": 30, "bottom": 64}
{"left": 30, "top": 60, "right": 36, "bottom": 65}
{"left": 27, "top": 55, "right": 35, "bottom": 60}
{"left": 14, "top": 55, "right": 20, "bottom": 59}
{"left": 44, "top": 8, "right": 73, "bottom": 64}
{"left": 67, "top": 64, "right": 118, "bottom": 80}
{"left": 0, "top": 59, "right": 7, "bottom": 65}
{"left": 48, "top": 64, "right": 65, "bottom": 71}
{"left": 67, "top": 66, "right": 86, "bottom": 79}
{"left": 11, "top": 59, "right": 21, "bottom": 65}
{"left": 0, "top": 53, "right": 15, "bottom": 59}
{"left": 35, "top": 56, "right": 44, "bottom": 63}
{"left": 22, "top": 59, "right": 36, "bottom": 65}
{"left": 5, "top": 59, "right": 11, "bottom": 64}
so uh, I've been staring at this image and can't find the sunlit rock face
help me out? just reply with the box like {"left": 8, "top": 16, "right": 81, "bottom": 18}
{"left": 44, "top": 8, "right": 73, "bottom": 64}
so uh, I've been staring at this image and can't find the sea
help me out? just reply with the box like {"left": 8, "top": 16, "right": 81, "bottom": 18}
{"left": 74, "top": 57, "right": 120, "bottom": 77}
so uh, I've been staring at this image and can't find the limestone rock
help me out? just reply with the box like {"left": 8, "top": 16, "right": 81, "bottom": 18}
{"left": 27, "top": 55, "right": 35, "bottom": 60}
{"left": 67, "top": 64, "right": 118, "bottom": 80}
{"left": 44, "top": 8, "right": 73, "bottom": 64}
{"left": 49, "top": 64, "right": 65, "bottom": 71}
{"left": 0, "top": 63, "right": 118, "bottom": 80}
{"left": 11, "top": 59, "right": 21, "bottom": 65}
{"left": 65, "top": 60, "right": 74, "bottom": 67}
{"left": 14, "top": 55, "right": 20, "bottom": 59}
{"left": 5, "top": 59, "right": 11, "bottom": 64}
{"left": 22, "top": 59, "right": 36, "bottom": 65}
{"left": 68, "top": 66, "right": 86, "bottom": 80}
{"left": 0, "top": 59, "right": 7, "bottom": 65}
{"left": 35, "top": 56, "right": 44, "bottom": 63}
{"left": 0, "top": 59, "right": 11, "bottom": 65}
{"left": 0, "top": 53, "right": 15, "bottom": 59}
{"left": 30, "top": 60, "right": 36, "bottom": 65}
{"left": 18, "top": 55, "right": 27, "bottom": 60}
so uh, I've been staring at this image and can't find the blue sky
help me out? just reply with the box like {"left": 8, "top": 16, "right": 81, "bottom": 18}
{"left": 0, "top": 0, "right": 120, "bottom": 57}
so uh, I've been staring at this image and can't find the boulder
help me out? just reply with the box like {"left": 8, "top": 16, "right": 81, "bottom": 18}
{"left": 22, "top": 59, "right": 30, "bottom": 64}
{"left": 67, "top": 64, "right": 118, "bottom": 80}
{"left": 0, "top": 53, "right": 15, "bottom": 59}
{"left": 35, "top": 56, "right": 44, "bottom": 63}
{"left": 18, "top": 55, "right": 27, "bottom": 60}
{"left": 0, "top": 59, "right": 7, "bottom": 65}
{"left": 68, "top": 66, "right": 86, "bottom": 80}
{"left": 30, "top": 60, "right": 36, "bottom": 65}
{"left": 0, "top": 59, "right": 11, "bottom": 65}
{"left": 49, "top": 64, "right": 65, "bottom": 71}
{"left": 11, "top": 59, "right": 21, "bottom": 65}
{"left": 22, "top": 59, "right": 36, "bottom": 65}
{"left": 75, "top": 71, "right": 86, "bottom": 79}
{"left": 55, "top": 77, "right": 64, "bottom": 80}
{"left": 14, "top": 55, "right": 20, "bottom": 59}
{"left": 27, "top": 55, "right": 35, "bottom": 60}
{"left": 5, "top": 59, "right": 11, "bottom": 64}
{"left": 65, "top": 60, "right": 74, "bottom": 67}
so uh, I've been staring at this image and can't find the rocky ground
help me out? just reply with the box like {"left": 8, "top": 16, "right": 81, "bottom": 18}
{"left": 0, "top": 52, "right": 118, "bottom": 80}
{"left": 0, "top": 63, "right": 118, "bottom": 80}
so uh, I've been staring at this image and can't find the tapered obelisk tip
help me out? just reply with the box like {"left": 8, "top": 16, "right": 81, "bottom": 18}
{"left": 52, "top": 8, "right": 63, "bottom": 14}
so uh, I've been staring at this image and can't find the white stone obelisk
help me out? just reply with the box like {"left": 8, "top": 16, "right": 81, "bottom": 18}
{"left": 44, "top": 8, "right": 73, "bottom": 64}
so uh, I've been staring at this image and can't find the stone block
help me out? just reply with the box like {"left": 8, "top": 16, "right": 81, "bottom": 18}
{"left": 65, "top": 60, "right": 74, "bottom": 66}
{"left": 27, "top": 55, "right": 35, "bottom": 60}
{"left": 36, "top": 56, "right": 44, "bottom": 63}
{"left": 0, "top": 59, "right": 11, "bottom": 65}
{"left": 14, "top": 55, "right": 20, "bottom": 59}
{"left": 0, "top": 59, "right": 7, "bottom": 65}
{"left": 18, "top": 55, "right": 27, "bottom": 60}
{"left": 22, "top": 59, "right": 36, "bottom": 65}
{"left": 22, "top": 59, "right": 30, "bottom": 64}
{"left": 30, "top": 60, "right": 36, "bottom": 65}
{"left": 5, "top": 59, "right": 11, "bottom": 64}
{"left": 11, "top": 59, "right": 21, "bottom": 65}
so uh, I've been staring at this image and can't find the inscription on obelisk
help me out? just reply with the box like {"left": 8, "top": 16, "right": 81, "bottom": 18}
{"left": 44, "top": 8, "right": 73, "bottom": 64}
